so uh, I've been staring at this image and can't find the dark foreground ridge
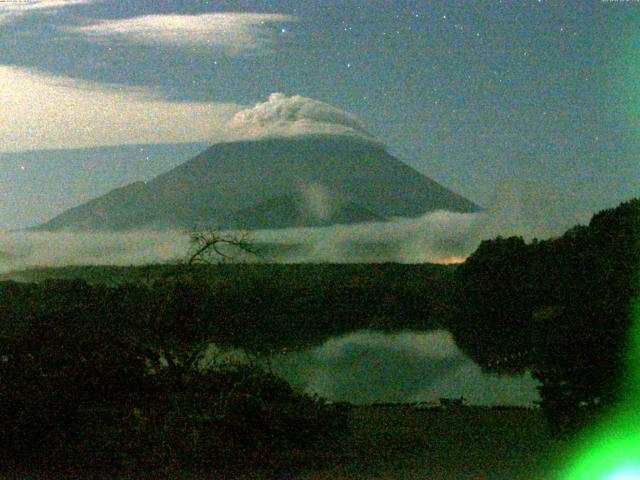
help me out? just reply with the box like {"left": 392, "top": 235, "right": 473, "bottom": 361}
{"left": 295, "top": 404, "right": 565, "bottom": 479}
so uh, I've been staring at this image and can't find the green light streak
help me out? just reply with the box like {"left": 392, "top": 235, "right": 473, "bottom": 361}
{"left": 557, "top": 301, "right": 640, "bottom": 480}
{"left": 554, "top": 14, "right": 640, "bottom": 478}
{"left": 614, "top": 19, "right": 640, "bottom": 134}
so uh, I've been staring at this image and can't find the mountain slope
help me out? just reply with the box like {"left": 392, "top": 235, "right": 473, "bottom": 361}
{"left": 35, "top": 135, "right": 481, "bottom": 231}
{"left": 217, "top": 193, "right": 386, "bottom": 230}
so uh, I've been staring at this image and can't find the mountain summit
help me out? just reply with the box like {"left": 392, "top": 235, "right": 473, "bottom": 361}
{"left": 35, "top": 135, "right": 481, "bottom": 231}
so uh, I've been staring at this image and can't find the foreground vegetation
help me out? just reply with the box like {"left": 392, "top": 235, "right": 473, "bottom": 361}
{"left": 0, "top": 262, "right": 454, "bottom": 351}
{"left": 298, "top": 404, "right": 564, "bottom": 479}
{"left": 450, "top": 198, "right": 640, "bottom": 436}
{"left": 0, "top": 198, "right": 637, "bottom": 477}
{"left": 0, "top": 294, "right": 346, "bottom": 478}
{"left": 0, "top": 262, "right": 454, "bottom": 476}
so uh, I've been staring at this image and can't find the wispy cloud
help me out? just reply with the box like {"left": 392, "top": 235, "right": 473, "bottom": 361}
{"left": 0, "top": 66, "right": 242, "bottom": 152}
{"left": 0, "top": 0, "right": 91, "bottom": 25}
{"left": 1, "top": 70, "right": 378, "bottom": 153}
{"left": 64, "top": 13, "right": 298, "bottom": 53}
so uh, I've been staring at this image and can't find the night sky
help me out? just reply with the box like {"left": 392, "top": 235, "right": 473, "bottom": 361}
{"left": 0, "top": 0, "right": 638, "bottom": 234}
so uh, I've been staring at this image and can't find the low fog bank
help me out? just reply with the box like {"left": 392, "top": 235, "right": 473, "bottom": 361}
{"left": 249, "top": 210, "right": 481, "bottom": 263}
{"left": 0, "top": 206, "right": 546, "bottom": 272}
{"left": 265, "top": 330, "right": 539, "bottom": 406}
{"left": 0, "top": 230, "right": 193, "bottom": 273}
{"left": 0, "top": 210, "right": 499, "bottom": 272}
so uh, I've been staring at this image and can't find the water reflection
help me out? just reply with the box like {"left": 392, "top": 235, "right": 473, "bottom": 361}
{"left": 268, "top": 330, "right": 540, "bottom": 406}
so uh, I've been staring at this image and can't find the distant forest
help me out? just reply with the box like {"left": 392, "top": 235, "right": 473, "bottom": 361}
{"left": 450, "top": 198, "right": 640, "bottom": 435}
{"left": 0, "top": 262, "right": 454, "bottom": 351}
{"left": 0, "top": 198, "right": 637, "bottom": 477}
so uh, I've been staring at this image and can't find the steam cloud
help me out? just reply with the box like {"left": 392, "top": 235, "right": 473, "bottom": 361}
{"left": 225, "top": 93, "right": 379, "bottom": 143}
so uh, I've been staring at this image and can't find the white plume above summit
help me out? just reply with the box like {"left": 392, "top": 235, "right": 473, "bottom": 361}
{"left": 1, "top": 68, "right": 377, "bottom": 152}
{"left": 225, "top": 93, "right": 379, "bottom": 143}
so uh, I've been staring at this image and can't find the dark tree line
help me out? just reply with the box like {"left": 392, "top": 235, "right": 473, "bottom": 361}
{"left": 449, "top": 198, "right": 640, "bottom": 435}
{"left": 0, "top": 276, "right": 346, "bottom": 478}
{"left": 1, "top": 262, "right": 451, "bottom": 353}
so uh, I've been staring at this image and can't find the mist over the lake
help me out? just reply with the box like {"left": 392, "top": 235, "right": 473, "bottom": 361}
{"left": 0, "top": 210, "right": 490, "bottom": 272}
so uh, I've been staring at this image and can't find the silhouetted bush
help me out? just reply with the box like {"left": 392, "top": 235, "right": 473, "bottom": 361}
{"left": 0, "top": 285, "right": 346, "bottom": 478}
{"left": 450, "top": 198, "right": 640, "bottom": 437}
